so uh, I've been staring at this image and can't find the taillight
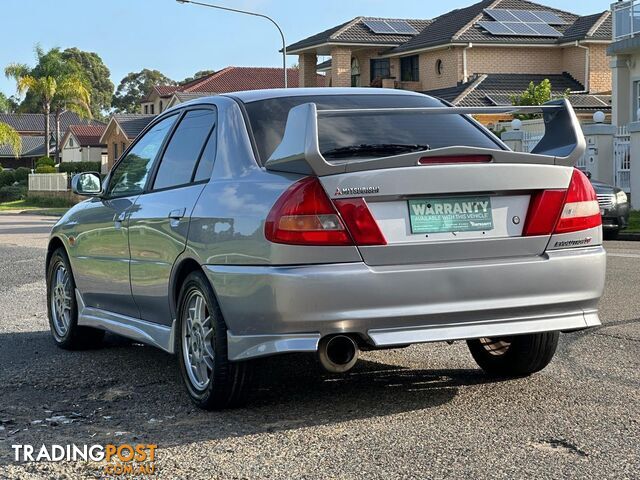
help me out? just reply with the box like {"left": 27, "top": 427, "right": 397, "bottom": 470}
{"left": 265, "top": 177, "right": 386, "bottom": 246}
{"left": 554, "top": 168, "right": 601, "bottom": 234}
{"left": 418, "top": 155, "right": 492, "bottom": 165}
{"left": 334, "top": 198, "right": 386, "bottom": 245}
{"left": 523, "top": 168, "right": 601, "bottom": 236}
{"left": 265, "top": 177, "right": 352, "bottom": 246}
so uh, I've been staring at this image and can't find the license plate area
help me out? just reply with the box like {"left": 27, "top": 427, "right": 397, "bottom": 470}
{"left": 408, "top": 196, "right": 494, "bottom": 234}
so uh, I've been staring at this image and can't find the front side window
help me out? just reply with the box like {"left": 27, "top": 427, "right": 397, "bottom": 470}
{"left": 401, "top": 55, "right": 419, "bottom": 82}
{"left": 351, "top": 57, "right": 360, "bottom": 87}
{"left": 108, "top": 115, "right": 177, "bottom": 197}
{"left": 370, "top": 59, "right": 391, "bottom": 84}
{"left": 153, "top": 109, "right": 216, "bottom": 190}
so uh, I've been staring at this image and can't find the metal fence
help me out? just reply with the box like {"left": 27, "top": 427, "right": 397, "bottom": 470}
{"left": 28, "top": 173, "right": 70, "bottom": 192}
{"left": 613, "top": 0, "right": 640, "bottom": 41}
{"left": 522, "top": 131, "right": 544, "bottom": 153}
{"left": 614, "top": 128, "right": 631, "bottom": 193}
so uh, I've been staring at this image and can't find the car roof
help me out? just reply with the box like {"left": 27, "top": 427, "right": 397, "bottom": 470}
{"left": 222, "top": 87, "right": 430, "bottom": 103}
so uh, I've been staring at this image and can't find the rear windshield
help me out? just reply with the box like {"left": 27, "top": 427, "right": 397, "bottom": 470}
{"left": 242, "top": 94, "right": 502, "bottom": 163}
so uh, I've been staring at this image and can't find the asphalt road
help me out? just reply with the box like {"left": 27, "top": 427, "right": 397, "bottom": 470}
{"left": 0, "top": 214, "right": 638, "bottom": 479}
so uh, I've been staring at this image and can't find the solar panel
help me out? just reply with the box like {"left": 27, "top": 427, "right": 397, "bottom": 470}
{"left": 528, "top": 23, "right": 563, "bottom": 36}
{"left": 484, "top": 9, "right": 518, "bottom": 22}
{"left": 386, "top": 20, "right": 418, "bottom": 34}
{"left": 363, "top": 20, "right": 396, "bottom": 34}
{"left": 502, "top": 22, "right": 538, "bottom": 35}
{"left": 478, "top": 21, "right": 516, "bottom": 35}
{"left": 510, "top": 10, "right": 543, "bottom": 23}
{"left": 530, "top": 11, "right": 566, "bottom": 25}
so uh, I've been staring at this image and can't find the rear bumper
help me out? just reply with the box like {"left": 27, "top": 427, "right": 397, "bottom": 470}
{"left": 204, "top": 246, "right": 606, "bottom": 361}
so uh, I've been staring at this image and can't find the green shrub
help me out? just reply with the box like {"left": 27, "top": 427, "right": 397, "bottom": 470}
{"left": 58, "top": 161, "right": 101, "bottom": 174}
{"left": 35, "top": 165, "right": 57, "bottom": 174}
{"left": 13, "top": 167, "right": 30, "bottom": 185}
{"left": 0, "top": 170, "right": 15, "bottom": 187}
{"left": 0, "top": 185, "right": 26, "bottom": 203}
{"left": 25, "top": 193, "right": 75, "bottom": 208}
{"left": 36, "top": 156, "right": 55, "bottom": 168}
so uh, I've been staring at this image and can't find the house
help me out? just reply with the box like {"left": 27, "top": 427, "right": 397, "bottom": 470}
{"left": 99, "top": 114, "right": 155, "bottom": 171}
{"left": 60, "top": 125, "right": 107, "bottom": 165}
{"left": 0, "top": 111, "right": 100, "bottom": 169}
{"left": 288, "top": 0, "right": 612, "bottom": 119}
{"left": 143, "top": 67, "right": 327, "bottom": 113}
{"left": 608, "top": 0, "right": 640, "bottom": 126}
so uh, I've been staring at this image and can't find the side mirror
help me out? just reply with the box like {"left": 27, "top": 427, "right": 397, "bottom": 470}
{"left": 585, "top": 171, "right": 592, "bottom": 179}
{"left": 72, "top": 172, "right": 102, "bottom": 196}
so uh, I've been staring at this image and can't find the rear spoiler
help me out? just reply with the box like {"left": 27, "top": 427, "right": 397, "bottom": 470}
{"left": 264, "top": 99, "right": 586, "bottom": 176}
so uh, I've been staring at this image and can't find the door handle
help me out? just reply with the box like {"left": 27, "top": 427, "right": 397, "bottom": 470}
{"left": 168, "top": 208, "right": 186, "bottom": 220}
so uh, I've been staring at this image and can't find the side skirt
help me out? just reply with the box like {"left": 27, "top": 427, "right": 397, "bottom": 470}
{"left": 76, "top": 290, "right": 176, "bottom": 354}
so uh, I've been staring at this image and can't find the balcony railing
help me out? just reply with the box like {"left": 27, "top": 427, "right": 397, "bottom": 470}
{"left": 613, "top": 0, "right": 640, "bottom": 40}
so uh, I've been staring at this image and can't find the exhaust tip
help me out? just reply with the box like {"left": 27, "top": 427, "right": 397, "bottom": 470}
{"left": 318, "top": 335, "right": 359, "bottom": 373}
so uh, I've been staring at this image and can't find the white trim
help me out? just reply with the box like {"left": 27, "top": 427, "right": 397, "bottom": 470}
{"left": 288, "top": 41, "right": 403, "bottom": 55}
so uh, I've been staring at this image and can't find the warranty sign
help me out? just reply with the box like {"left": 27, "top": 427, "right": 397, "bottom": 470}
{"left": 408, "top": 196, "right": 494, "bottom": 234}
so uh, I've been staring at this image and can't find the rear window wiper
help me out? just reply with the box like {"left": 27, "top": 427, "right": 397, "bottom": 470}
{"left": 322, "top": 143, "right": 430, "bottom": 159}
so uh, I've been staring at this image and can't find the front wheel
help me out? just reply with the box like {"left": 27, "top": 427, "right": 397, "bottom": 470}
{"left": 176, "top": 270, "right": 252, "bottom": 410}
{"left": 467, "top": 332, "right": 559, "bottom": 377}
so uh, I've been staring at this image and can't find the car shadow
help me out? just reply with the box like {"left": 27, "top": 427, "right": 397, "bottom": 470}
{"left": 0, "top": 330, "right": 503, "bottom": 460}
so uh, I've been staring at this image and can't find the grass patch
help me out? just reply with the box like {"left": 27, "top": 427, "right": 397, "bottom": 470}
{"left": 0, "top": 197, "right": 73, "bottom": 215}
{"left": 628, "top": 210, "right": 640, "bottom": 232}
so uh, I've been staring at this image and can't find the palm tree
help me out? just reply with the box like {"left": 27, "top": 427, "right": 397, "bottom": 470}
{"left": 0, "top": 122, "right": 21, "bottom": 157}
{"left": 5, "top": 46, "right": 91, "bottom": 163}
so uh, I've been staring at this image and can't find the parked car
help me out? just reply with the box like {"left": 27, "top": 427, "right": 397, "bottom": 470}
{"left": 591, "top": 178, "right": 629, "bottom": 239}
{"left": 46, "top": 89, "right": 605, "bottom": 409}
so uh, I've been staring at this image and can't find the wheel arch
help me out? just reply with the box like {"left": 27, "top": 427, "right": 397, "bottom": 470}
{"left": 46, "top": 236, "right": 67, "bottom": 272}
{"left": 170, "top": 256, "right": 206, "bottom": 320}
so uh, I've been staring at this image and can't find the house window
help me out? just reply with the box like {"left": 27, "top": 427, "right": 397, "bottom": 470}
{"left": 351, "top": 57, "right": 361, "bottom": 87}
{"left": 150, "top": 104, "right": 155, "bottom": 114}
{"left": 113, "top": 142, "right": 118, "bottom": 160}
{"left": 370, "top": 58, "right": 391, "bottom": 84}
{"left": 436, "top": 59, "right": 443, "bottom": 76}
{"left": 400, "top": 55, "right": 419, "bottom": 82}
{"left": 69, "top": 138, "right": 74, "bottom": 148}
{"left": 144, "top": 105, "right": 148, "bottom": 114}
{"left": 635, "top": 81, "right": 640, "bottom": 121}
{"left": 159, "top": 100, "right": 163, "bottom": 112}
{"left": 122, "top": 142, "right": 126, "bottom": 155}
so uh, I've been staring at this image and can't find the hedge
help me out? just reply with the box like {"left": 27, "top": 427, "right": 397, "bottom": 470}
{"left": 36, "top": 156, "right": 55, "bottom": 168}
{"left": 0, "top": 170, "right": 15, "bottom": 188}
{"left": 0, "top": 185, "right": 26, "bottom": 203}
{"left": 58, "top": 162, "right": 101, "bottom": 174}
{"left": 13, "top": 167, "right": 30, "bottom": 185}
{"left": 35, "top": 165, "right": 57, "bottom": 174}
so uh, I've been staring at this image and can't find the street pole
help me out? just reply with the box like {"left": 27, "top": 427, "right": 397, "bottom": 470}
{"left": 176, "top": 0, "right": 288, "bottom": 88}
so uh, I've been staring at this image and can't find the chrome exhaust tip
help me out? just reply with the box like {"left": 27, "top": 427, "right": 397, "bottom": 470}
{"left": 318, "top": 335, "right": 359, "bottom": 373}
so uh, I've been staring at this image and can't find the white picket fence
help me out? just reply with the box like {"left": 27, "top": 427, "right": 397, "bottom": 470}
{"left": 28, "top": 173, "right": 69, "bottom": 192}
{"left": 614, "top": 126, "right": 631, "bottom": 192}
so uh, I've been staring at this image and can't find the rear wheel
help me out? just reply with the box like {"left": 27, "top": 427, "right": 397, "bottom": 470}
{"left": 603, "top": 229, "right": 619, "bottom": 240}
{"left": 176, "top": 270, "right": 252, "bottom": 410}
{"left": 46, "top": 248, "right": 104, "bottom": 349}
{"left": 467, "top": 332, "right": 559, "bottom": 377}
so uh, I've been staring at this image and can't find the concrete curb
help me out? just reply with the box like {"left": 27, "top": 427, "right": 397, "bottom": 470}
{"left": 617, "top": 232, "right": 640, "bottom": 241}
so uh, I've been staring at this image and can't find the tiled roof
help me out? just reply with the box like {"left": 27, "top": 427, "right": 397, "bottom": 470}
{"left": 561, "top": 12, "right": 611, "bottom": 43}
{"left": 68, "top": 125, "right": 106, "bottom": 146}
{"left": 424, "top": 72, "right": 608, "bottom": 111}
{"left": 173, "top": 91, "right": 218, "bottom": 102}
{"left": 287, "top": 17, "right": 432, "bottom": 52}
{"left": 0, "top": 111, "right": 103, "bottom": 135}
{"left": 0, "top": 135, "right": 47, "bottom": 158}
{"left": 176, "top": 67, "right": 325, "bottom": 93}
{"left": 154, "top": 85, "right": 180, "bottom": 96}
{"left": 112, "top": 114, "right": 156, "bottom": 139}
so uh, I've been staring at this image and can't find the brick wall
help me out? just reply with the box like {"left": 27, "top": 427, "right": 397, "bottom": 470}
{"left": 562, "top": 46, "right": 587, "bottom": 88}
{"left": 419, "top": 48, "right": 463, "bottom": 91}
{"left": 588, "top": 44, "right": 612, "bottom": 93}
{"left": 330, "top": 47, "right": 352, "bottom": 87}
{"left": 104, "top": 127, "right": 131, "bottom": 171}
{"left": 467, "top": 47, "right": 564, "bottom": 77}
{"left": 298, "top": 53, "right": 318, "bottom": 87}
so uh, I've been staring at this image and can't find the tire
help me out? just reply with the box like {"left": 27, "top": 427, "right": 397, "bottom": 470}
{"left": 603, "top": 229, "right": 619, "bottom": 240}
{"left": 46, "top": 248, "right": 104, "bottom": 349}
{"left": 467, "top": 332, "right": 559, "bottom": 377}
{"left": 176, "top": 270, "right": 252, "bottom": 410}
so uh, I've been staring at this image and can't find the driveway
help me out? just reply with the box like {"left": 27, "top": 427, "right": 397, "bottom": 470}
{"left": 0, "top": 214, "right": 638, "bottom": 479}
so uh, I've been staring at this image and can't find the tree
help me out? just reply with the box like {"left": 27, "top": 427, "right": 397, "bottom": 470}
{"left": 112, "top": 69, "right": 176, "bottom": 113}
{"left": 61, "top": 47, "right": 114, "bottom": 119}
{"left": 0, "top": 122, "right": 21, "bottom": 157}
{"left": 5, "top": 46, "right": 91, "bottom": 163}
{"left": 0, "top": 92, "right": 19, "bottom": 113}
{"left": 511, "top": 79, "right": 569, "bottom": 120}
{"left": 181, "top": 70, "right": 215, "bottom": 85}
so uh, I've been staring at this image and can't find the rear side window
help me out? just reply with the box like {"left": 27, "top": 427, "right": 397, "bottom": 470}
{"left": 153, "top": 109, "right": 216, "bottom": 190}
{"left": 244, "top": 94, "right": 501, "bottom": 163}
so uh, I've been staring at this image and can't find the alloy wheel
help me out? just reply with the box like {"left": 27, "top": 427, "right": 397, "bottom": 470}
{"left": 50, "top": 263, "right": 72, "bottom": 338}
{"left": 182, "top": 289, "right": 215, "bottom": 391}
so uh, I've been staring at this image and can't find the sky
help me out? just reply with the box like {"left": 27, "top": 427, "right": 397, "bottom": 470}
{"left": 0, "top": 0, "right": 613, "bottom": 97}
